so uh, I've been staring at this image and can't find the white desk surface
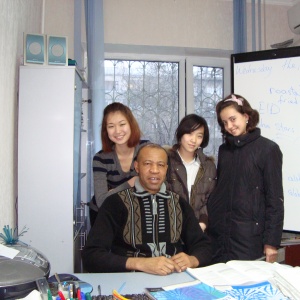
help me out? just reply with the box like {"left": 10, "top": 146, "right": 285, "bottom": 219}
{"left": 74, "top": 271, "right": 195, "bottom": 296}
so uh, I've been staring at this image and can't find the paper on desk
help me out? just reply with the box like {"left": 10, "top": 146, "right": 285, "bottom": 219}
{"left": 272, "top": 267, "right": 300, "bottom": 299}
{"left": 187, "top": 260, "right": 286, "bottom": 286}
{"left": 0, "top": 243, "right": 19, "bottom": 259}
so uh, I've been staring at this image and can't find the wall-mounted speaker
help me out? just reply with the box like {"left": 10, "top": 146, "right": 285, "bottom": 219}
{"left": 47, "top": 35, "right": 68, "bottom": 66}
{"left": 24, "top": 33, "right": 46, "bottom": 65}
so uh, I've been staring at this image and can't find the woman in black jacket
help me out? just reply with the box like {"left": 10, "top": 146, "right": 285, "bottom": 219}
{"left": 208, "top": 94, "right": 284, "bottom": 264}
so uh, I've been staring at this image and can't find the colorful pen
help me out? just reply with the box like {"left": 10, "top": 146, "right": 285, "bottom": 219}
{"left": 47, "top": 289, "right": 53, "bottom": 300}
{"left": 77, "top": 287, "right": 82, "bottom": 300}
{"left": 58, "top": 290, "right": 66, "bottom": 300}
{"left": 69, "top": 283, "right": 74, "bottom": 299}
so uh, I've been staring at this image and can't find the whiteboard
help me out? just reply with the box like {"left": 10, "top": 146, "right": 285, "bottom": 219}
{"left": 232, "top": 47, "right": 300, "bottom": 233}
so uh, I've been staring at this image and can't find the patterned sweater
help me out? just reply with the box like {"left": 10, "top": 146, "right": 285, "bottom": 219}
{"left": 82, "top": 180, "right": 212, "bottom": 273}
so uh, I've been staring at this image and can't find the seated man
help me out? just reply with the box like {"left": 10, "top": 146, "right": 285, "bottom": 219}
{"left": 82, "top": 143, "right": 212, "bottom": 275}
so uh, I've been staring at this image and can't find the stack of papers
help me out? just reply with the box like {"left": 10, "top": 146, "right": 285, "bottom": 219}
{"left": 185, "top": 260, "right": 298, "bottom": 299}
{"left": 272, "top": 267, "right": 300, "bottom": 299}
{"left": 186, "top": 260, "right": 283, "bottom": 286}
{"left": 280, "top": 232, "right": 300, "bottom": 246}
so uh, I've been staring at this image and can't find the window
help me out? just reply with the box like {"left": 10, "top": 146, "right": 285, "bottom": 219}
{"left": 104, "top": 60, "right": 179, "bottom": 146}
{"left": 104, "top": 55, "right": 230, "bottom": 158}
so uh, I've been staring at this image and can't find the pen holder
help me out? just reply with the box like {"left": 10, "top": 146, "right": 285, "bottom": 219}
{"left": 48, "top": 280, "right": 92, "bottom": 298}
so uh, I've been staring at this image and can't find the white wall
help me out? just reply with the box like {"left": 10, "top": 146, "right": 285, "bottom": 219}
{"left": 104, "top": 0, "right": 234, "bottom": 50}
{"left": 0, "top": 0, "right": 43, "bottom": 229}
{"left": 103, "top": 0, "right": 293, "bottom": 51}
{"left": 0, "top": 0, "right": 75, "bottom": 231}
{"left": 263, "top": 3, "right": 295, "bottom": 49}
{"left": 44, "top": 0, "right": 74, "bottom": 59}
{"left": 0, "top": 0, "right": 295, "bottom": 230}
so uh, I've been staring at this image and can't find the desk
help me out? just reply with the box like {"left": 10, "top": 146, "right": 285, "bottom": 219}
{"left": 284, "top": 244, "right": 300, "bottom": 266}
{"left": 74, "top": 272, "right": 194, "bottom": 296}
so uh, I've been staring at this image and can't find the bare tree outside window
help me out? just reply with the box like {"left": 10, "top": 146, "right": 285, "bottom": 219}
{"left": 104, "top": 60, "right": 225, "bottom": 157}
{"left": 105, "top": 60, "right": 179, "bottom": 146}
{"left": 193, "top": 66, "right": 223, "bottom": 158}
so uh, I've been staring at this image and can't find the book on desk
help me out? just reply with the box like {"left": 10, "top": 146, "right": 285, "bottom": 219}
{"left": 145, "top": 278, "right": 288, "bottom": 300}
{"left": 145, "top": 280, "right": 229, "bottom": 300}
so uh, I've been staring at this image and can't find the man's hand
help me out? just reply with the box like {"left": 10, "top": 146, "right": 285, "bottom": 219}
{"left": 171, "top": 253, "right": 199, "bottom": 271}
{"left": 126, "top": 256, "right": 181, "bottom": 275}
{"left": 264, "top": 244, "right": 278, "bottom": 263}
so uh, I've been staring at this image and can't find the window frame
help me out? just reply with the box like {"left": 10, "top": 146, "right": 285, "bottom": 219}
{"left": 185, "top": 56, "right": 231, "bottom": 115}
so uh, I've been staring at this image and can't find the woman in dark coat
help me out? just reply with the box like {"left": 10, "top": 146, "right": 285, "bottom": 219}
{"left": 166, "top": 114, "right": 216, "bottom": 232}
{"left": 208, "top": 94, "right": 284, "bottom": 264}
